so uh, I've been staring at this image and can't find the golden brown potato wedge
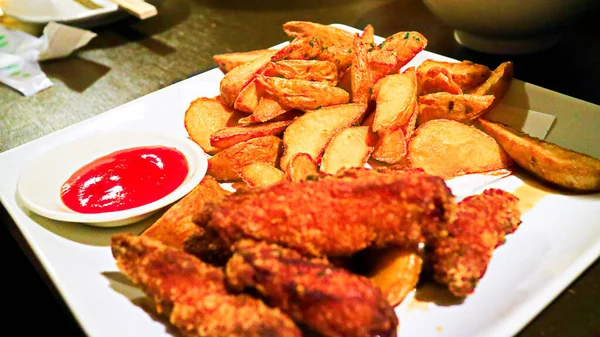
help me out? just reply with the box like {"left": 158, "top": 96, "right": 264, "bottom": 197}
{"left": 141, "top": 176, "right": 231, "bottom": 250}
{"left": 418, "top": 67, "right": 462, "bottom": 95}
{"left": 280, "top": 103, "right": 367, "bottom": 171}
{"left": 213, "top": 49, "right": 278, "bottom": 74}
{"left": 283, "top": 21, "right": 354, "bottom": 47}
{"left": 272, "top": 59, "right": 338, "bottom": 84}
{"left": 350, "top": 34, "right": 372, "bottom": 104}
{"left": 408, "top": 119, "right": 512, "bottom": 179}
{"left": 238, "top": 99, "right": 298, "bottom": 125}
{"left": 271, "top": 36, "right": 324, "bottom": 62}
{"left": 478, "top": 118, "right": 600, "bottom": 192}
{"left": 379, "top": 31, "right": 427, "bottom": 69}
{"left": 210, "top": 119, "right": 293, "bottom": 149}
{"left": 373, "top": 67, "right": 418, "bottom": 132}
{"left": 469, "top": 61, "right": 514, "bottom": 101}
{"left": 256, "top": 75, "right": 350, "bottom": 111}
{"left": 320, "top": 126, "right": 373, "bottom": 175}
{"left": 233, "top": 78, "right": 261, "bottom": 113}
{"left": 184, "top": 96, "right": 244, "bottom": 154}
{"left": 404, "top": 100, "right": 419, "bottom": 140}
{"left": 318, "top": 44, "right": 354, "bottom": 71}
{"left": 418, "top": 92, "right": 495, "bottom": 124}
{"left": 286, "top": 153, "right": 319, "bottom": 182}
{"left": 207, "top": 135, "right": 282, "bottom": 182}
{"left": 366, "top": 248, "right": 423, "bottom": 307}
{"left": 240, "top": 163, "right": 287, "bottom": 188}
{"left": 367, "top": 49, "right": 398, "bottom": 84}
{"left": 371, "top": 127, "right": 408, "bottom": 165}
{"left": 417, "top": 59, "right": 491, "bottom": 91}
{"left": 220, "top": 53, "right": 273, "bottom": 106}
{"left": 360, "top": 24, "right": 375, "bottom": 45}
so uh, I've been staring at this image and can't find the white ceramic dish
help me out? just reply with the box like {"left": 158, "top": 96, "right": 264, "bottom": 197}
{"left": 16, "top": 132, "right": 208, "bottom": 227}
{"left": 0, "top": 24, "right": 599, "bottom": 337}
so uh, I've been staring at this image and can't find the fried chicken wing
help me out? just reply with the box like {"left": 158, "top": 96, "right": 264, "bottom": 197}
{"left": 226, "top": 240, "right": 398, "bottom": 337}
{"left": 186, "top": 168, "right": 456, "bottom": 262}
{"left": 111, "top": 233, "right": 301, "bottom": 337}
{"left": 431, "top": 188, "right": 521, "bottom": 297}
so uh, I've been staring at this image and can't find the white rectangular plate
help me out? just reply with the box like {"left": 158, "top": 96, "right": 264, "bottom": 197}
{"left": 1, "top": 24, "right": 599, "bottom": 337}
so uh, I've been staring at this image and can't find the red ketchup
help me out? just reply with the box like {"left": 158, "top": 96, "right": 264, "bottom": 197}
{"left": 60, "top": 146, "right": 188, "bottom": 214}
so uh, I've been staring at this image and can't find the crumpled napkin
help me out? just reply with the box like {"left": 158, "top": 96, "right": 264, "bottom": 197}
{"left": 0, "top": 21, "right": 97, "bottom": 96}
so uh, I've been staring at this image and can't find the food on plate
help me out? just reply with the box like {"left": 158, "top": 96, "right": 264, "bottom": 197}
{"left": 209, "top": 119, "right": 292, "bottom": 149}
{"left": 350, "top": 34, "right": 372, "bottom": 104}
{"left": 469, "top": 61, "right": 514, "bottom": 99}
{"left": 184, "top": 96, "right": 243, "bottom": 154}
{"left": 271, "top": 59, "right": 338, "bottom": 84}
{"left": 417, "top": 92, "right": 495, "bottom": 124}
{"left": 431, "top": 188, "right": 521, "bottom": 296}
{"left": 478, "top": 118, "right": 600, "bottom": 192}
{"left": 240, "top": 163, "right": 287, "bottom": 188}
{"left": 226, "top": 240, "right": 399, "bottom": 337}
{"left": 371, "top": 127, "right": 408, "bottom": 165}
{"left": 286, "top": 153, "right": 319, "bottom": 182}
{"left": 417, "top": 67, "right": 462, "bottom": 95}
{"left": 320, "top": 126, "right": 373, "bottom": 175}
{"left": 365, "top": 247, "right": 423, "bottom": 306}
{"left": 233, "top": 78, "right": 260, "bottom": 112}
{"left": 360, "top": 24, "right": 375, "bottom": 45}
{"left": 238, "top": 100, "right": 295, "bottom": 125}
{"left": 207, "top": 136, "right": 281, "bottom": 182}
{"left": 219, "top": 52, "right": 273, "bottom": 106}
{"left": 213, "top": 49, "right": 277, "bottom": 74}
{"left": 142, "top": 176, "right": 231, "bottom": 250}
{"left": 417, "top": 59, "right": 491, "bottom": 91}
{"left": 408, "top": 119, "right": 512, "bottom": 179}
{"left": 378, "top": 31, "right": 428, "bottom": 71}
{"left": 372, "top": 68, "right": 418, "bottom": 132}
{"left": 111, "top": 233, "right": 301, "bottom": 337}
{"left": 256, "top": 75, "right": 350, "bottom": 111}
{"left": 186, "top": 168, "right": 456, "bottom": 260}
{"left": 279, "top": 103, "right": 366, "bottom": 172}
{"left": 283, "top": 21, "right": 354, "bottom": 47}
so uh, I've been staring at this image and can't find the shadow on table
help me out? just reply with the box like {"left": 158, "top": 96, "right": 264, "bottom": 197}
{"left": 41, "top": 57, "right": 111, "bottom": 93}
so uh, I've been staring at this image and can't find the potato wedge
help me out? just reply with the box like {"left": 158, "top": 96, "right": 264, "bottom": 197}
{"left": 141, "top": 176, "right": 230, "bottom": 250}
{"left": 272, "top": 59, "right": 338, "bottom": 84}
{"left": 210, "top": 119, "right": 293, "bottom": 149}
{"left": 408, "top": 119, "right": 512, "bottom": 179}
{"left": 478, "top": 118, "right": 600, "bottom": 192}
{"left": 184, "top": 96, "right": 244, "bottom": 154}
{"left": 207, "top": 135, "right": 282, "bottom": 182}
{"left": 350, "top": 34, "right": 372, "bottom": 104}
{"left": 283, "top": 21, "right": 354, "bottom": 47}
{"left": 366, "top": 248, "right": 423, "bottom": 307}
{"left": 418, "top": 92, "right": 495, "bottom": 124}
{"left": 371, "top": 127, "right": 408, "bottom": 165}
{"left": 404, "top": 100, "right": 419, "bottom": 140}
{"left": 418, "top": 67, "right": 462, "bottom": 95}
{"left": 238, "top": 99, "right": 298, "bottom": 125}
{"left": 286, "top": 153, "right": 319, "bottom": 182}
{"left": 280, "top": 103, "right": 367, "bottom": 171}
{"left": 233, "top": 78, "right": 261, "bottom": 113}
{"left": 257, "top": 75, "right": 350, "bottom": 111}
{"left": 240, "top": 163, "right": 287, "bottom": 188}
{"left": 361, "top": 24, "right": 375, "bottom": 45}
{"left": 318, "top": 45, "right": 354, "bottom": 70}
{"left": 271, "top": 36, "right": 324, "bottom": 62}
{"left": 469, "top": 61, "right": 514, "bottom": 100}
{"left": 379, "top": 31, "right": 427, "bottom": 69}
{"left": 320, "top": 126, "right": 373, "bottom": 175}
{"left": 417, "top": 59, "right": 491, "bottom": 91}
{"left": 367, "top": 49, "right": 398, "bottom": 84}
{"left": 373, "top": 67, "right": 418, "bottom": 132}
{"left": 220, "top": 53, "right": 273, "bottom": 106}
{"left": 213, "top": 49, "right": 277, "bottom": 74}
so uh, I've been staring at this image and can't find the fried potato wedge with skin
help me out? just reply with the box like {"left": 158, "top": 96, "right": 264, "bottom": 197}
{"left": 367, "top": 49, "right": 398, "bottom": 84}
{"left": 280, "top": 103, "right": 367, "bottom": 171}
{"left": 350, "top": 35, "right": 372, "bottom": 104}
{"left": 478, "top": 118, "right": 600, "bottom": 192}
{"left": 208, "top": 136, "right": 282, "bottom": 182}
{"left": 367, "top": 248, "right": 423, "bottom": 307}
{"left": 373, "top": 67, "right": 418, "bottom": 132}
{"left": 142, "top": 176, "right": 231, "bottom": 250}
{"left": 320, "top": 126, "right": 373, "bottom": 175}
{"left": 286, "top": 153, "right": 319, "bottom": 182}
{"left": 417, "top": 59, "right": 491, "bottom": 91}
{"left": 271, "top": 36, "right": 324, "bottom": 62}
{"left": 213, "top": 49, "right": 278, "bottom": 74}
{"left": 220, "top": 53, "right": 273, "bottom": 107}
{"left": 184, "top": 96, "right": 245, "bottom": 154}
{"left": 257, "top": 75, "right": 350, "bottom": 111}
{"left": 233, "top": 78, "right": 261, "bottom": 113}
{"left": 272, "top": 59, "right": 338, "bottom": 84}
{"left": 418, "top": 67, "right": 463, "bottom": 95}
{"left": 240, "top": 163, "right": 287, "bottom": 188}
{"left": 418, "top": 92, "right": 495, "bottom": 124}
{"left": 283, "top": 21, "right": 354, "bottom": 48}
{"left": 210, "top": 119, "right": 293, "bottom": 149}
{"left": 371, "top": 127, "right": 408, "bottom": 165}
{"left": 379, "top": 31, "right": 427, "bottom": 70}
{"left": 408, "top": 119, "right": 512, "bottom": 179}
{"left": 361, "top": 24, "right": 375, "bottom": 45}
{"left": 469, "top": 61, "right": 514, "bottom": 101}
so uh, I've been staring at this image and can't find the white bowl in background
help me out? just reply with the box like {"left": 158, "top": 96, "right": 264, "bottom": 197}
{"left": 423, "top": 0, "right": 597, "bottom": 54}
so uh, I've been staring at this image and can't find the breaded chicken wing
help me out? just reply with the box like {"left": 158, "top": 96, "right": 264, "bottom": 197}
{"left": 226, "top": 239, "right": 399, "bottom": 337}
{"left": 111, "top": 233, "right": 301, "bottom": 337}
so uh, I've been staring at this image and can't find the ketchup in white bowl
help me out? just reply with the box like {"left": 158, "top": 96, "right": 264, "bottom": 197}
{"left": 17, "top": 132, "right": 207, "bottom": 227}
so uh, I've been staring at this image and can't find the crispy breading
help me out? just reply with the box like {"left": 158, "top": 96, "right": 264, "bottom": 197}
{"left": 111, "top": 233, "right": 301, "bottom": 337}
{"left": 226, "top": 240, "right": 398, "bottom": 337}
{"left": 431, "top": 188, "right": 521, "bottom": 297}
{"left": 186, "top": 168, "right": 456, "bottom": 261}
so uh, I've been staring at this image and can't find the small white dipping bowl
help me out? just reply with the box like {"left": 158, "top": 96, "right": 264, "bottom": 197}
{"left": 423, "top": 0, "right": 596, "bottom": 54}
{"left": 17, "top": 132, "right": 208, "bottom": 227}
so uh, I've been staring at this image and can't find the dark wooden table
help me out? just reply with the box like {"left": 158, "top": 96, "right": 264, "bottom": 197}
{"left": 2, "top": 0, "right": 599, "bottom": 336}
